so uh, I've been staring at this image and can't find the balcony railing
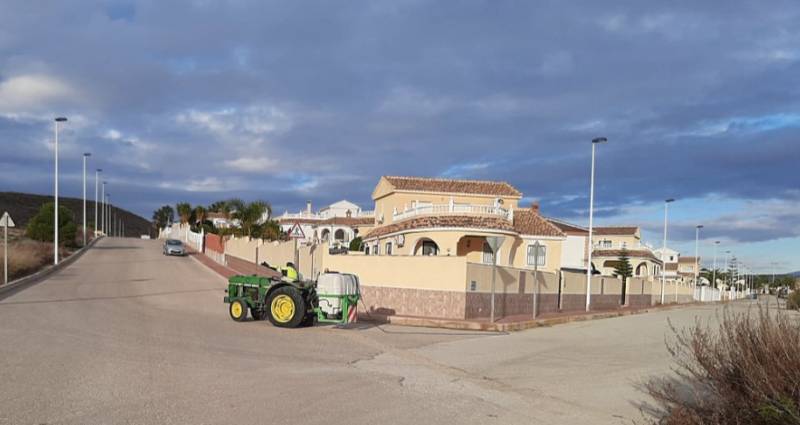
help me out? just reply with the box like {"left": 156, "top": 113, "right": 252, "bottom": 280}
{"left": 280, "top": 210, "right": 375, "bottom": 220}
{"left": 392, "top": 203, "right": 512, "bottom": 222}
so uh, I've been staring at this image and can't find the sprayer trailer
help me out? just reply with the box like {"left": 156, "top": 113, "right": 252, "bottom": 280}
{"left": 223, "top": 272, "right": 360, "bottom": 328}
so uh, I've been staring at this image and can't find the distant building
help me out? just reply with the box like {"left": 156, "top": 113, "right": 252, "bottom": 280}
{"left": 591, "top": 226, "right": 662, "bottom": 277}
{"left": 276, "top": 200, "right": 375, "bottom": 245}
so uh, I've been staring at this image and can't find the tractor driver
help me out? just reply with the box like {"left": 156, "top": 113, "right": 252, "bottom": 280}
{"left": 281, "top": 262, "right": 299, "bottom": 282}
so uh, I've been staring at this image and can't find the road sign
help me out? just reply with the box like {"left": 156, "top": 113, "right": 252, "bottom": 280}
{"left": 288, "top": 222, "right": 305, "bottom": 239}
{"left": 0, "top": 212, "right": 14, "bottom": 228}
{"left": 2, "top": 212, "right": 13, "bottom": 285}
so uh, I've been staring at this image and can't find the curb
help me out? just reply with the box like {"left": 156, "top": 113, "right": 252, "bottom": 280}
{"left": 359, "top": 299, "right": 743, "bottom": 332}
{"left": 0, "top": 236, "right": 102, "bottom": 300}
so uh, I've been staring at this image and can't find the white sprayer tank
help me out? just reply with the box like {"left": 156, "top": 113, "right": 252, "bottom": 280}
{"left": 317, "top": 272, "right": 359, "bottom": 317}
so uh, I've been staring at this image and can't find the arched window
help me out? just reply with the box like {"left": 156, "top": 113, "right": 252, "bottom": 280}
{"left": 415, "top": 239, "right": 439, "bottom": 256}
{"left": 636, "top": 263, "right": 648, "bottom": 276}
{"left": 334, "top": 229, "right": 345, "bottom": 241}
{"left": 321, "top": 229, "right": 330, "bottom": 241}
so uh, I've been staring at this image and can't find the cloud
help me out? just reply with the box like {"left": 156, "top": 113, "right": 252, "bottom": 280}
{"left": 0, "top": 74, "right": 81, "bottom": 113}
{"left": 0, "top": 0, "right": 799, "bottom": 267}
{"left": 224, "top": 156, "right": 279, "bottom": 173}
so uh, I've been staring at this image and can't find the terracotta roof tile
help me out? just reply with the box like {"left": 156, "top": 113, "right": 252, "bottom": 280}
{"left": 384, "top": 176, "right": 522, "bottom": 197}
{"left": 678, "top": 256, "right": 699, "bottom": 263}
{"left": 593, "top": 226, "right": 639, "bottom": 236}
{"left": 364, "top": 215, "right": 515, "bottom": 239}
{"left": 592, "top": 249, "right": 663, "bottom": 263}
{"left": 513, "top": 210, "right": 565, "bottom": 237}
{"left": 545, "top": 217, "right": 588, "bottom": 235}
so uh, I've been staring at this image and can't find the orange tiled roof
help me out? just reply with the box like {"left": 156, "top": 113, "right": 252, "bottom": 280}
{"left": 384, "top": 176, "right": 522, "bottom": 197}
{"left": 593, "top": 249, "right": 663, "bottom": 263}
{"left": 678, "top": 256, "right": 699, "bottom": 263}
{"left": 513, "top": 210, "right": 566, "bottom": 237}
{"left": 545, "top": 217, "right": 588, "bottom": 235}
{"left": 363, "top": 215, "right": 516, "bottom": 239}
{"left": 593, "top": 226, "right": 639, "bottom": 236}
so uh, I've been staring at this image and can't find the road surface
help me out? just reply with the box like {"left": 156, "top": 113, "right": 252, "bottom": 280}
{"left": 0, "top": 237, "right": 763, "bottom": 425}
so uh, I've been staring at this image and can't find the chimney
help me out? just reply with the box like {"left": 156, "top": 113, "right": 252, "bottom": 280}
{"left": 306, "top": 200, "right": 312, "bottom": 215}
{"left": 530, "top": 202, "right": 540, "bottom": 214}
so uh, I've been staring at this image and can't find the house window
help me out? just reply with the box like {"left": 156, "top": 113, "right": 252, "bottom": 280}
{"left": 419, "top": 240, "right": 439, "bottom": 256}
{"left": 373, "top": 244, "right": 379, "bottom": 255}
{"left": 364, "top": 245, "right": 370, "bottom": 255}
{"left": 385, "top": 242, "right": 393, "bottom": 255}
{"left": 602, "top": 240, "right": 612, "bottom": 248}
{"left": 334, "top": 229, "right": 345, "bottom": 241}
{"left": 526, "top": 243, "right": 546, "bottom": 267}
{"left": 482, "top": 242, "right": 495, "bottom": 264}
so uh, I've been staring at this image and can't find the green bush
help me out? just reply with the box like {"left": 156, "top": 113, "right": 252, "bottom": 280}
{"left": 349, "top": 237, "right": 363, "bottom": 251}
{"left": 25, "top": 202, "right": 78, "bottom": 246}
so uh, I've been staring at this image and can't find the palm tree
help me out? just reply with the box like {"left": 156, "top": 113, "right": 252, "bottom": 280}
{"left": 233, "top": 200, "right": 269, "bottom": 237}
{"left": 194, "top": 205, "right": 207, "bottom": 226}
{"left": 176, "top": 202, "right": 192, "bottom": 225}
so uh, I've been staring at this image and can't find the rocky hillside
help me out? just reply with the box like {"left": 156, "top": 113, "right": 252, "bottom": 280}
{"left": 0, "top": 192, "right": 152, "bottom": 238}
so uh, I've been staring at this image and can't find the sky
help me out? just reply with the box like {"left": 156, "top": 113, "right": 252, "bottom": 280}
{"left": 0, "top": 0, "right": 798, "bottom": 273}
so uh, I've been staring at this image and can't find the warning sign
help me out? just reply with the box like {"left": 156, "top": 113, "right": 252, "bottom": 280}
{"left": 288, "top": 222, "right": 305, "bottom": 239}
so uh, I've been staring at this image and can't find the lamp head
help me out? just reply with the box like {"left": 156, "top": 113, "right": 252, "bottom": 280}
{"left": 54, "top": 117, "right": 67, "bottom": 122}
{"left": 665, "top": 198, "right": 675, "bottom": 203}
{"left": 591, "top": 137, "right": 608, "bottom": 144}
{"left": 697, "top": 225, "right": 704, "bottom": 229}
{"left": 84, "top": 152, "right": 91, "bottom": 157}
{"left": 97, "top": 168, "right": 102, "bottom": 172}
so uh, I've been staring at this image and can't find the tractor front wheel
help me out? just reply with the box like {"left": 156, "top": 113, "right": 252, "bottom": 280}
{"left": 229, "top": 299, "right": 248, "bottom": 322}
{"left": 266, "top": 286, "right": 306, "bottom": 328}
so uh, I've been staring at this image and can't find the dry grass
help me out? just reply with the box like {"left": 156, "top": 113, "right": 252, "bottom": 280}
{"left": 0, "top": 239, "right": 77, "bottom": 283}
{"left": 641, "top": 305, "right": 800, "bottom": 424}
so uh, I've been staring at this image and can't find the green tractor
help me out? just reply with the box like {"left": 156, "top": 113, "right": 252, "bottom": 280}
{"left": 224, "top": 271, "right": 360, "bottom": 328}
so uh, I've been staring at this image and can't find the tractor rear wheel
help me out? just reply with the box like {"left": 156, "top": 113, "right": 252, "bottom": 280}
{"left": 229, "top": 299, "right": 248, "bottom": 322}
{"left": 266, "top": 286, "right": 306, "bottom": 328}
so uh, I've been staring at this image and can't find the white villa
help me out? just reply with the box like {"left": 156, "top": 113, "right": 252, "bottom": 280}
{"left": 276, "top": 200, "right": 375, "bottom": 246}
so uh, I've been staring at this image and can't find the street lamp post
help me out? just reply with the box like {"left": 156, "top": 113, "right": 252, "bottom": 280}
{"left": 694, "top": 225, "right": 703, "bottom": 288}
{"left": 53, "top": 117, "right": 67, "bottom": 265}
{"left": 82, "top": 153, "right": 91, "bottom": 246}
{"left": 712, "top": 241, "right": 719, "bottom": 288}
{"left": 585, "top": 137, "right": 607, "bottom": 312}
{"left": 95, "top": 169, "right": 102, "bottom": 236}
{"left": 101, "top": 182, "right": 106, "bottom": 235}
{"left": 106, "top": 194, "right": 111, "bottom": 237}
{"left": 660, "top": 198, "right": 675, "bottom": 304}
{"left": 724, "top": 250, "right": 731, "bottom": 297}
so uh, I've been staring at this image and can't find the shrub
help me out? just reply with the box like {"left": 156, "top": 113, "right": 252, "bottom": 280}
{"left": 787, "top": 291, "right": 800, "bottom": 310}
{"left": 349, "top": 237, "right": 363, "bottom": 251}
{"left": 1, "top": 240, "right": 52, "bottom": 281}
{"left": 25, "top": 202, "right": 77, "bottom": 246}
{"left": 641, "top": 306, "right": 800, "bottom": 424}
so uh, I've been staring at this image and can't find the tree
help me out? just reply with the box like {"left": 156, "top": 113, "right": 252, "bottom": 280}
{"left": 613, "top": 248, "right": 633, "bottom": 304}
{"left": 232, "top": 200, "right": 270, "bottom": 237}
{"left": 26, "top": 202, "right": 78, "bottom": 246}
{"left": 700, "top": 268, "right": 719, "bottom": 287}
{"left": 176, "top": 202, "right": 192, "bottom": 225}
{"left": 194, "top": 205, "right": 207, "bottom": 225}
{"left": 349, "top": 237, "right": 363, "bottom": 251}
{"left": 152, "top": 205, "right": 175, "bottom": 230}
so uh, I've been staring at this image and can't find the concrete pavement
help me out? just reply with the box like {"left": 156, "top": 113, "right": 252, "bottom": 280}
{"left": 0, "top": 237, "right": 760, "bottom": 424}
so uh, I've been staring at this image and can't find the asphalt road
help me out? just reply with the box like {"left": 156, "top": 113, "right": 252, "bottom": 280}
{"left": 0, "top": 237, "right": 767, "bottom": 425}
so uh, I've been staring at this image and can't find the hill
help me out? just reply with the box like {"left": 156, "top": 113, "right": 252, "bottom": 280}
{"left": 0, "top": 192, "right": 152, "bottom": 238}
